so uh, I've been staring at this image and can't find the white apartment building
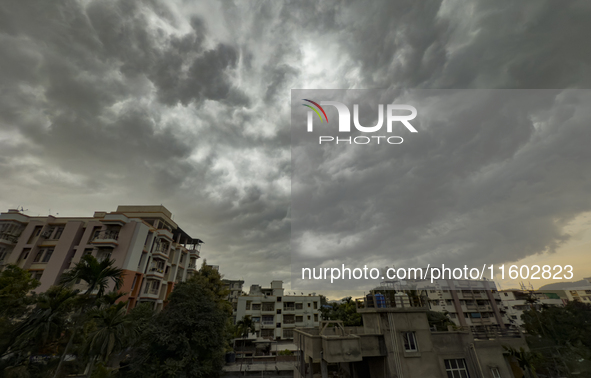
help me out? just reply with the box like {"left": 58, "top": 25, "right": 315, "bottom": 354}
{"left": 498, "top": 290, "right": 565, "bottom": 327}
{"left": 235, "top": 280, "right": 321, "bottom": 341}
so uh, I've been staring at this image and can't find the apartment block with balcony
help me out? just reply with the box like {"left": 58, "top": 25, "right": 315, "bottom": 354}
{"left": 376, "top": 274, "right": 513, "bottom": 335}
{"left": 498, "top": 289, "right": 565, "bottom": 327}
{"left": 294, "top": 296, "right": 528, "bottom": 378}
{"left": 0, "top": 205, "right": 203, "bottom": 312}
{"left": 223, "top": 279, "right": 244, "bottom": 322}
{"left": 235, "top": 281, "right": 321, "bottom": 343}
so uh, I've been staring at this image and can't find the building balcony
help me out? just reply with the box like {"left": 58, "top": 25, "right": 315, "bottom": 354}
{"left": 261, "top": 321, "right": 275, "bottom": 328}
{"left": 140, "top": 291, "right": 160, "bottom": 300}
{"left": 100, "top": 214, "right": 129, "bottom": 226}
{"left": 187, "top": 264, "right": 198, "bottom": 272}
{"left": 152, "top": 249, "right": 169, "bottom": 259}
{"left": 283, "top": 306, "right": 296, "bottom": 312}
{"left": 145, "top": 268, "right": 164, "bottom": 279}
{"left": 91, "top": 231, "right": 119, "bottom": 247}
{"left": 189, "top": 249, "right": 200, "bottom": 258}
{"left": 0, "top": 231, "right": 20, "bottom": 245}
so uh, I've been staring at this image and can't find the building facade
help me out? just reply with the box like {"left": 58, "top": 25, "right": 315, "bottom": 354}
{"left": 0, "top": 205, "right": 202, "bottom": 311}
{"left": 294, "top": 297, "right": 528, "bottom": 378}
{"left": 235, "top": 280, "right": 321, "bottom": 341}
{"left": 377, "top": 276, "right": 512, "bottom": 333}
{"left": 498, "top": 289, "right": 565, "bottom": 327}
{"left": 223, "top": 278, "right": 244, "bottom": 322}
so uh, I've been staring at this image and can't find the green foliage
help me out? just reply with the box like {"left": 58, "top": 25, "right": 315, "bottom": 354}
{"left": 235, "top": 315, "right": 255, "bottom": 339}
{"left": 426, "top": 311, "right": 454, "bottom": 331}
{"left": 320, "top": 297, "right": 362, "bottom": 326}
{"left": 0, "top": 264, "right": 40, "bottom": 319}
{"left": 521, "top": 301, "right": 591, "bottom": 376}
{"left": 129, "top": 264, "right": 231, "bottom": 378}
{"left": 60, "top": 255, "right": 124, "bottom": 297}
{"left": 278, "top": 349, "right": 293, "bottom": 356}
{"left": 83, "top": 302, "right": 134, "bottom": 363}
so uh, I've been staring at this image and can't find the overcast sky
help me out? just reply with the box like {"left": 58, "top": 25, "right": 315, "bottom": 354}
{"left": 1, "top": 0, "right": 591, "bottom": 298}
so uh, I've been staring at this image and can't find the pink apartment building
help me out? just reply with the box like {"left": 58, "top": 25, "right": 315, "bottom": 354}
{"left": 0, "top": 205, "right": 202, "bottom": 311}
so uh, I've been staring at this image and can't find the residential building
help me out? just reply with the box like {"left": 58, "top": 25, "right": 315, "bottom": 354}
{"left": 223, "top": 278, "right": 244, "bottom": 319}
{"left": 0, "top": 205, "right": 202, "bottom": 311}
{"left": 294, "top": 296, "right": 528, "bottom": 378}
{"left": 376, "top": 273, "right": 512, "bottom": 332}
{"left": 235, "top": 280, "right": 321, "bottom": 342}
{"left": 498, "top": 289, "right": 565, "bottom": 327}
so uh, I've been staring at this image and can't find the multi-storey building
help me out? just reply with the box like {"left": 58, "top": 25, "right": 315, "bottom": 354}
{"left": 222, "top": 279, "right": 244, "bottom": 322}
{"left": 498, "top": 289, "right": 565, "bottom": 327}
{"left": 294, "top": 296, "right": 528, "bottom": 378}
{"left": 0, "top": 205, "right": 202, "bottom": 311}
{"left": 376, "top": 273, "right": 512, "bottom": 332}
{"left": 235, "top": 280, "right": 321, "bottom": 341}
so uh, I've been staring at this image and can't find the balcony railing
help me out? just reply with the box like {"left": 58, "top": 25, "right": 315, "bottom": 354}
{"left": 0, "top": 232, "right": 20, "bottom": 244}
{"left": 283, "top": 306, "right": 295, "bottom": 311}
{"left": 93, "top": 230, "right": 119, "bottom": 241}
{"left": 262, "top": 320, "right": 274, "bottom": 326}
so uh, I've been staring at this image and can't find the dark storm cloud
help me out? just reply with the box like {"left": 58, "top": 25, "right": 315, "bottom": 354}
{"left": 1, "top": 0, "right": 591, "bottom": 293}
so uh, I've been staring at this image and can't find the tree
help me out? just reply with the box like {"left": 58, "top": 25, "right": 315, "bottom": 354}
{"left": 235, "top": 315, "right": 255, "bottom": 339}
{"left": 129, "top": 265, "right": 232, "bottom": 378}
{"left": 321, "top": 297, "right": 362, "bottom": 326}
{"left": 53, "top": 255, "right": 125, "bottom": 378}
{"left": 0, "top": 265, "right": 40, "bottom": 363}
{"left": 521, "top": 301, "right": 591, "bottom": 376}
{"left": 83, "top": 302, "right": 134, "bottom": 377}
{"left": 0, "top": 264, "right": 40, "bottom": 319}
{"left": 426, "top": 311, "right": 455, "bottom": 331}
{"left": 60, "top": 255, "right": 124, "bottom": 297}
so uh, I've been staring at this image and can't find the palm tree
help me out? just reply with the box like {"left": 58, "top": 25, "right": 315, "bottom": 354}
{"left": 14, "top": 286, "right": 79, "bottom": 353}
{"left": 60, "top": 255, "right": 125, "bottom": 297}
{"left": 236, "top": 315, "right": 255, "bottom": 339}
{"left": 53, "top": 255, "right": 125, "bottom": 378}
{"left": 83, "top": 302, "right": 134, "bottom": 377}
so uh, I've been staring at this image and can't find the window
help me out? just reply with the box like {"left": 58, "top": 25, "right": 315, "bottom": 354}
{"left": 307, "top": 315, "right": 310, "bottom": 320}
{"left": 295, "top": 303, "right": 303, "bottom": 310}
{"left": 296, "top": 316, "right": 303, "bottom": 323}
{"left": 252, "top": 317, "right": 260, "bottom": 323}
{"left": 42, "top": 248, "right": 54, "bottom": 263}
{"left": 84, "top": 248, "right": 94, "bottom": 256}
{"left": 314, "top": 314, "right": 318, "bottom": 322}
{"left": 252, "top": 303, "right": 261, "bottom": 310}
{"left": 54, "top": 227, "right": 64, "bottom": 240}
{"left": 276, "top": 323, "right": 281, "bottom": 328}
{"left": 0, "top": 246, "right": 7, "bottom": 262}
{"left": 277, "top": 297, "right": 282, "bottom": 302}
{"left": 314, "top": 302, "right": 318, "bottom": 309}
{"left": 444, "top": 359, "right": 470, "bottom": 378}
{"left": 490, "top": 367, "right": 501, "bottom": 378}
{"left": 307, "top": 303, "right": 311, "bottom": 308}
{"left": 131, "top": 276, "right": 138, "bottom": 290}
{"left": 402, "top": 332, "right": 418, "bottom": 352}
{"left": 276, "top": 309, "right": 282, "bottom": 314}
{"left": 283, "top": 329, "right": 294, "bottom": 339}
{"left": 33, "top": 249, "right": 44, "bottom": 262}
{"left": 30, "top": 270, "right": 43, "bottom": 281}
{"left": 27, "top": 227, "right": 42, "bottom": 244}
{"left": 449, "top": 313, "right": 456, "bottom": 318}
{"left": 19, "top": 248, "right": 31, "bottom": 261}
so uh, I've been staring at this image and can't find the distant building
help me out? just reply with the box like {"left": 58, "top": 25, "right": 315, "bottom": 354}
{"left": 294, "top": 296, "right": 528, "bottom": 378}
{"left": 222, "top": 278, "right": 244, "bottom": 322}
{"left": 376, "top": 273, "right": 511, "bottom": 332}
{"left": 0, "top": 206, "right": 202, "bottom": 311}
{"left": 498, "top": 289, "right": 565, "bottom": 327}
{"left": 235, "top": 280, "right": 321, "bottom": 342}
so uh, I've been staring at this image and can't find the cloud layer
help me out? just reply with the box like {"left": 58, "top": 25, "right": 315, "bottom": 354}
{"left": 1, "top": 0, "right": 591, "bottom": 294}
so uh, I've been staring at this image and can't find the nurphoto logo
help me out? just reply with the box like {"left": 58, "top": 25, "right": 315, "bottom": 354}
{"left": 302, "top": 99, "right": 418, "bottom": 145}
